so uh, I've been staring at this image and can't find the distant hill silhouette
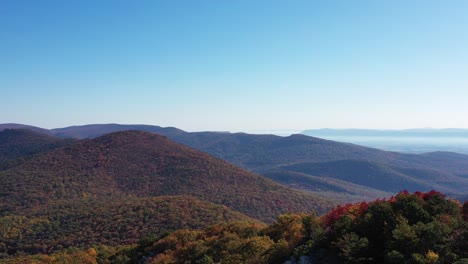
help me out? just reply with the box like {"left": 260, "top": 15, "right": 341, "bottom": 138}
{"left": 0, "top": 195, "right": 255, "bottom": 255}
{"left": 51, "top": 123, "right": 185, "bottom": 139}
{"left": 264, "top": 170, "right": 393, "bottom": 203}
{"left": 0, "top": 123, "right": 53, "bottom": 135}
{"left": 275, "top": 159, "right": 468, "bottom": 194}
{"left": 0, "top": 129, "right": 75, "bottom": 170}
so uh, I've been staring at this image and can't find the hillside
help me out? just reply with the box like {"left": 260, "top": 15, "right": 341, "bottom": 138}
{"left": 23, "top": 191, "right": 461, "bottom": 264}
{"left": 266, "top": 159, "right": 468, "bottom": 200}
{"left": 168, "top": 132, "right": 468, "bottom": 198}
{"left": 51, "top": 123, "right": 186, "bottom": 139}
{"left": 143, "top": 191, "right": 467, "bottom": 264}
{"left": 264, "top": 170, "right": 393, "bottom": 203}
{"left": 276, "top": 160, "right": 468, "bottom": 193}
{"left": 0, "top": 195, "right": 255, "bottom": 256}
{"left": 3, "top": 123, "right": 468, "bottom": 200}
{"left": 0, "top": 130, "right": 335, "bottom": 256}
{"left": 0, "top": 130, "right": 332, "bottom": 219}
{"left": 0, "top": 129, "right": 75, "bottom": 170}
{"left": 27, "top": 123, "right": 468, "bottom": 177}
{"left": 0, "top": 124, "right": 52, "bottom": 135}
{"left": 175, "top": 133, "right": 468, "bottom": 177}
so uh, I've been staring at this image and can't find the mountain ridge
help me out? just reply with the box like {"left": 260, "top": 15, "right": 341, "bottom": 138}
{"left": 0, "top": 129, "right": 334, "bottom": 256}
{"left": 2, "top": 123, "right": 468, "bottom": 201}
{"left": 0, "top": 130, "right": 332, "bottom": 221}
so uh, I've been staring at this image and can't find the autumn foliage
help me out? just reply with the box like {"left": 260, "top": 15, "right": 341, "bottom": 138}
{"left": 106, "top": 191, "right": 468, "bottom": 263}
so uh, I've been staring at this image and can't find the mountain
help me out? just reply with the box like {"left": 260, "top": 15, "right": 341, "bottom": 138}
{"left": 263, "top": 170, "right": 393, "bottom": 203}
{"left": 51, "top": 123, "right": 185, "bottom": 139}
{"left": 39, "top": 124, "right": 468, "bottom": 177}
{"left": 0, "top": 123, "right": 53, "bottom": 135}
{"left": 127, "top": 191, "right": 468, "bottom": 264}
{"left": 274, "top": 159, "right": 467, "bottom": 194}
{"left": 0, "top": 130, "right": 333, "bottom": 256}
{"left": 0, "top": 129, "right": 76, "bottom": 170}
{"left": 4, "top": 191, "right": 467, "bottom": 263}
{"left": 2, "top": 124, "right": 468, "bottom": 259}
{"left": 3, "top": 123, "right": 468, "bottom": 201}
{"left": 167, "top": 132, "right": 468, "bottom": 198}
{"left": 0, "top": 130, "right": 331, "bottom": 220}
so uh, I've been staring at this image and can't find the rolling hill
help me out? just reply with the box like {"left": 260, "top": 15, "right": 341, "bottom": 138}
{"left": 0, "top": 129, "right": 76, "bottom": 170}
{"left": 0, "top": 130, "right": 332, "bottom": 220}
{"left": 3, "top": 123, "right": 468, "bottom": 201}
{"left": 0, "top": 130, "right": 334, "bottom": 256}
{"left": 0, "top": 195, "right": 256, "bottom": 256}
{"left": 0, "top": 124, "right": 53, "bottom": 135}
{"left": 51, "top": 123, "right": 186, "bottom": 139}
{"left": 274, "top": 159, "right": 468, "bottom": 194}
{"left": 263, "top": 170, "right": 393, "bottom": 203}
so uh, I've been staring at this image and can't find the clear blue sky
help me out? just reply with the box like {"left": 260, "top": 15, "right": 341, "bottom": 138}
{"left": 2, "top": 0, "right": 468, "bottom": 132}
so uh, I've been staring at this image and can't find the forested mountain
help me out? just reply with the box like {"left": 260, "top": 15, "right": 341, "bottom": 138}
{"left": 127, "top": 191, "right": 468, "bottom": 264}
{"left": 0, "top": 130, "right": 331, "bottom": 220}
{"left": 51, "top": 123, "right": 186, "bottom": 139}
{"left": 2, "top": 123, "right": 468, "bottom": 202}
{"left": 0, "top": 129, "right": 76, "bottom": 170}
{"left": 1, "top": 125, "right": 468, "bottom": 262}
{"left": 0, "top": 124, "right": 53, "bottom": 135}
{"left": 274, "top": 159, "right": 468, "bottom": 194}
{"left": 263, "top": 170, "right": 393, "bottom": 203}
{"left": 6, "top": 191, "right": 466, "bottom": 263}
{"left": 0, "top": 130, "right": 333, "bottom": 257}
{"left": 0, "top": 195, "right": 255, "bottom": 257}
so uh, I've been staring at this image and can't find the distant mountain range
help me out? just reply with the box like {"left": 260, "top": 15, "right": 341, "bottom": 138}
{"left": 302, "top": 128, "right": 468, "bottom": 137}
{"left": 2, "top": 123, "right": 468, "bottom": 203}
{"left": 302, "top": 128, "right": 468, "bottom": 154}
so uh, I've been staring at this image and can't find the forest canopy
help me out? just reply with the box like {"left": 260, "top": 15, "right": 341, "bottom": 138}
{"left": 4, "top": 190, "right": 466, "bottom": 264}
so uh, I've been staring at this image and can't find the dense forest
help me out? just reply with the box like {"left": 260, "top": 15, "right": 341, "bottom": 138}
{"left": 0, "top": 130, "right": 332, "bottom": 262}
{"left": 1, "top": 128, "right": 467, "bottom": 263}
{"left": 3, "top": 191, "right": 467, "bottom": 263}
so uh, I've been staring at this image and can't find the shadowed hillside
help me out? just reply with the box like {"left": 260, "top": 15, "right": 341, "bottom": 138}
{"left": 280, "top": 160, "right": 422, "bottom": 192}
{"left": 0, "top": 129, "right": 76, "bottom": 170}
{"left": 0, "top": 124, "right": 52, "bottom": 135}
{"left": 264, "top": 170, "right": 393, "bottom": 203}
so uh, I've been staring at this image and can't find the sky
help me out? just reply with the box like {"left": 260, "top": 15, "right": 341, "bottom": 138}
{"left": 2, "top": 0, "right": 468, "bottom": 132}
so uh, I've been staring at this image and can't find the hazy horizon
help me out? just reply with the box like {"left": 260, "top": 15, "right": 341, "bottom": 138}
{"left": 3, "top": 1, "right": 468, "bottom": 131}
{"left": 6, "top": 122, "right": 468, "bottom": 137}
